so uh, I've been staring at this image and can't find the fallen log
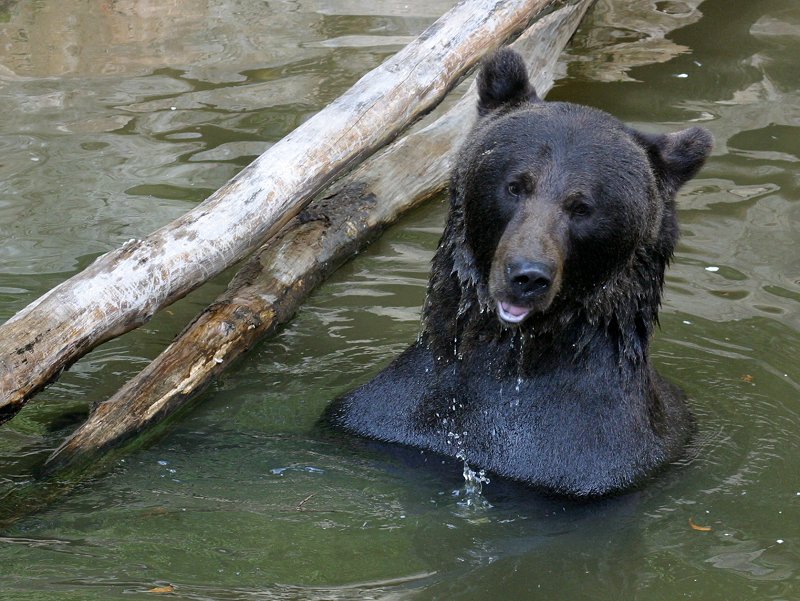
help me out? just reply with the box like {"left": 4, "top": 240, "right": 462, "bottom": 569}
{"left": 45, "top": 1, "right": 593, "bottom": 472}
{"left": 0, "top": 0, "right": 556, "bottom": 425}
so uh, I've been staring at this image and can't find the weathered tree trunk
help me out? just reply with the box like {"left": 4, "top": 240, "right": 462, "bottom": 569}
{"left": 0, "top": 0, "right": 557, "bottom": 424}
{"left": 45, "top": 2, "right": 593, "bottom": 472}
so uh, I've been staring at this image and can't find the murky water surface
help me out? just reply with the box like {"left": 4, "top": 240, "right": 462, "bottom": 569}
{"left": 0, "top": 0, "right": 798, "bottom": 598}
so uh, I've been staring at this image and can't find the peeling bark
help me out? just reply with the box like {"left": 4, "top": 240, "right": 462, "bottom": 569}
{"left": 45, "top": 1, "right": 594, "bottom": 471}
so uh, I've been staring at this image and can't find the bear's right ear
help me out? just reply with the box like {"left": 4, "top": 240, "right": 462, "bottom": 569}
{"left": 477, "top": 48, "right": 539, "bottom": 116}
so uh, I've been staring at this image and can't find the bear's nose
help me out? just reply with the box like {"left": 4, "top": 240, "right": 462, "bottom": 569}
{"left": 508, "top": 260, "right": 552, "bottom": 299}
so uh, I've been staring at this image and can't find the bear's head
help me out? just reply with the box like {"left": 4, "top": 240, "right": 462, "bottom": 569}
{"left": 449, "top": 48, "right": 713, "bottom": 328}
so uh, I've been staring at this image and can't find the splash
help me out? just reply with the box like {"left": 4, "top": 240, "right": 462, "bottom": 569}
{"left": 460, "top": 455, "right": 490, "bottom": 495}
{"left": 454, "top": 450, "right": 492, "bottom": 510}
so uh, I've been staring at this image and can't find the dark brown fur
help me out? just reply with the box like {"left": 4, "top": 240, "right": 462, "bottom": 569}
{"left": 326, "top": 49, "right": 712, "bottom": 497}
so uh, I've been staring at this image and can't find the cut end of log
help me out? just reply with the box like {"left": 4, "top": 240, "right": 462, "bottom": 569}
{"left": 0, "top": 402, "right": 21, "bottom": 426}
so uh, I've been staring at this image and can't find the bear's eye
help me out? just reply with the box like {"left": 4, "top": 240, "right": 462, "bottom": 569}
{"left": 507, "top": 181, "right": 523, "bottom": 197}
{"left": 567, "top": 197, "right": 594, "bottom": 218}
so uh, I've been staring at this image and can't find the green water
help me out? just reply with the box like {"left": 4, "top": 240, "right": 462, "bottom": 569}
{"left": 1, "top": 0, "right": 798, "bottom": 598}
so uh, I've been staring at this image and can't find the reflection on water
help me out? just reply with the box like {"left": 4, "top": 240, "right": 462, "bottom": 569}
{"left": 0, "top": 0, "right": 453, "bottom": 279}
{"left": 0, "top": 0, "right": 798, "bottom": 599}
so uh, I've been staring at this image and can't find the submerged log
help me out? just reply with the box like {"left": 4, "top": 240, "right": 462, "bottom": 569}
{"left": 0, "top": 0, "right": 557, "bottom": 425}
{"left": 45, "top": 1, "right": 593, "bottom": 472}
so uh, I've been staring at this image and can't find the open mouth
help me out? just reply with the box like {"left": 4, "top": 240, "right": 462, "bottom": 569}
{"left": 496, "top": 300, "right": 531, "bottom": 324}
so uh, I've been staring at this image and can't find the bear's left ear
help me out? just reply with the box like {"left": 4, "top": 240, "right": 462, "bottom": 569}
{"left": 632, "top": 126, "right": 714, "bottom": 193}
{"left": 477, "top": 47, "right": 540, "bottom": 116}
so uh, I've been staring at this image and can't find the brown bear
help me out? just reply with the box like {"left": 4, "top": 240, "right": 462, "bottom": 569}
{"left": 325, "top": 48, "right": 713, "bottom": 497}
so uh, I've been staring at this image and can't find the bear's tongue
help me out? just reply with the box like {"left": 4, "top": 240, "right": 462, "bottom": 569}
{"left": 497, "top": 301, "right": 530, "bottom": 324}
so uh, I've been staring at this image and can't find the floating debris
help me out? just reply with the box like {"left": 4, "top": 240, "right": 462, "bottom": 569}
{"left": 689, "top": 516, "right": 712, "bottom": 532}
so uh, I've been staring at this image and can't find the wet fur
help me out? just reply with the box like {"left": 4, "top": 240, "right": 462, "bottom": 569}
{"left": 326, "top": 49, "right": 712, "bottom": 497}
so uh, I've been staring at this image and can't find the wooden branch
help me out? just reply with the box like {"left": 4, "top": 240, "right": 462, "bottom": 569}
{"left": 0, "top": 0, "right": 556, "bottom": 424}
{"left": 45, "top": 1, "right": 593, "bottom": 472}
